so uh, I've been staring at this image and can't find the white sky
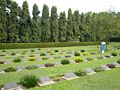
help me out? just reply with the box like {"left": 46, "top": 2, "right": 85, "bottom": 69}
{"left": 15, "top": 0, "right": 120, "bottom": 16}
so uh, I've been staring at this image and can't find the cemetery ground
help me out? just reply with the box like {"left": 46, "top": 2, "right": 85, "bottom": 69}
{"left": 0, "top": 43, "right": 120, "bottom": 90}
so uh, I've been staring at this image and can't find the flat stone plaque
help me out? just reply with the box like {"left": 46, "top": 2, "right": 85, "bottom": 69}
{"left": 112, "top": 62, "right": 120, "bottom": 67}
{"left": 54, "top": 62, "right": 62, "bottom": 66}
{"left": 100, "top": 65, "right": 111, "bottom": 70}
{"left": 37, "top": 64, "right": 45, "bottom": 68}
{"left": 70, "top": 60, "right": 76, "bottom": 64}
{"left": 16, "top": 66, "right": 25, "bottom": 71}
{"left": 38, "top": 76, "right": 54, "bottom": 86}
{"left": 85, "top": 68, "right": 96, "bottom": 75}
{"left": 4, "top": 83, "right": 17, "bottom": 90}
{"left": 63, "top": 72, "right": 78, "bottom": 80}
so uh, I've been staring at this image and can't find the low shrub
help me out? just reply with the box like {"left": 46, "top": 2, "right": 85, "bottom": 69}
{"left": 42, "top": 57, "right": 48, "bottom": 60}
{"left": 74, "top": 52, "right": 80, "bottom": 56}
{"left": 13, "top": 58, "right": 21, "bottom": 63}
{"left": 82, "top": 52, "right": 88, "bottom": 56}
{"left": 26, "top": 65, "right": 38, "bottom": 69}
{"left": 111, "top": 52, "right": 117, "bottom": 57}
{"left": 87, "top": 57, "right": 93, "bottom": 61}
{"left": 94, "top": 67, "right": 104, "bottom": 72}
{"left": 54, "top": 50, "right": 59, "bottom": 52}
{"left": 29, "top": 55, "right": 35, "bottom": 57}
{"left": 19, "top": 74, "right": 37, "bottom": 88}
{"left": 21, "top": 51, "right": 26, "bottom": 55}
{"left": 81, "top": 50, "right": 85, "bottom": 52}
{"left": 40, "top": 53, "right": 46, "bottom": 56}
{"left": 0, "top": 42, "right": 100, "bottom": 49}
{"left": 28, "top": 57, "right": 36, "bottom": 61}
{"left": 0, "top": 54, "right": 5, "bottom": 56}
{"left": 106, "top": 64, "right": 115, "bottom": 68}
{"left": 54, "top": 56, "right": 61, "bottom": 59}
{"left": 75, "top": 57, "right": 83, "bottom": 63}
{"left": 4, "top": 67, "right": 16, "bottom": 72}
{"left": 50, "top": 52, "right": 55, "bottom": 55}
{"left": 61, "top": 59, "right": 70, "bottom": 65}
{"left": 97, "top": 56, "right": 103, "bottom": 59}
{"left": 65, "top": 55, "right": 71, "bottom": 58}
{"left": 2, "top": 50, "right": 6, "bottom": 52}
{"left": 0, "top": 61, "right": 4, "bottom": 64}
{"left": 75, "top": 70, "right": 86, "bottom": 76}
{"left": 31, "top": 50, "right": 35, "bottom": 52}
{"left": 11, "top": 52, "right": 16, "bottom": 55}
{"left": 38, "top": 48, "right": 41, "bottom": 50}
{"left": 45, "top": 63, "right": 54, "bottom": 67}
{"left": 117, "top": 59, "right": 120, "bottom": 64}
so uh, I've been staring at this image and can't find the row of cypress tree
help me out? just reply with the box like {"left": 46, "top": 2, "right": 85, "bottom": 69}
{"left": 0, "top": 0, "right": 120, "bottom": 43}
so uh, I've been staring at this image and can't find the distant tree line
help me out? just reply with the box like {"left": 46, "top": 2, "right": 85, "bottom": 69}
{"left": 0, "top": 0, "right": 120, "bottom": 43}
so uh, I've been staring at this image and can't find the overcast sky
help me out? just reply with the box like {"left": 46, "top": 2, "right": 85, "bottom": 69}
{"left": 15, "top": 0, "right": 120, "bottom": 16}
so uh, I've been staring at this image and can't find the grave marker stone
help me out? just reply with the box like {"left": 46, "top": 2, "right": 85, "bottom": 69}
{"left": 100, "top": 65, "right": 111, "bottom": 70}
{"left": 37, "top": 64, "right": 45, "bottom": 68}
{"left": 85, "top": 68, "right": 96, "bottom": 75}
{"left": 63, "top": 72, "right": 78, "bottom": 80}
{"left": 112, "top": 62, "right": 120, "bottom": 67}
{"left": 54, "top": 62, "right": 62, "bottom": 66}
{"left": 38, "top": 76, "right": 54, "bottom": 86}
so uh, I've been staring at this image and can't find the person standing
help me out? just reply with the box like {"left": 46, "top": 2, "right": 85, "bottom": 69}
{"left": 101, "top": 41, "right": 106, "bottom": 54}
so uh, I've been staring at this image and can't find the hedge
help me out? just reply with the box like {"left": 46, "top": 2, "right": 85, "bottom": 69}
{"left": 0, "top": 42, "right": 100, "bottom": 49}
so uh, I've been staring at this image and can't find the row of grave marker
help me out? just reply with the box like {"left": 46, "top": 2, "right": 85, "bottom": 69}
{"left": 0, "top": 54, "right": 115, "bottom": 74}
{"left": 1, "top": 62, "right": 120, "bottom": 90}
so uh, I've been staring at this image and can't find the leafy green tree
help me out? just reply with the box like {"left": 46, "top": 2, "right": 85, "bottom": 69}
{"left": 58, "top": 11, "right": 66, "bottom": 42}
{"left": 50, "top": 6, "right": 58, "bottom": 42}
{"left": 31, "top": 4, "right": 41, "bottom": 42}
{"left": 41, "top": 4, "right": 50, "bottom": 42}
{"left": 7, "top": 1, "right": 19, "bottom": 42}
{"left": 66, "top": 8, "right": 73, "bottom": 42}
{"left": 0, "top": 0, "right": 7, "bottom": 42}
{"left": 73, "top": 10, "right": 80, "bottom": 41}
{"left": 19, "top": 1, "right": 31, "bottom": 42}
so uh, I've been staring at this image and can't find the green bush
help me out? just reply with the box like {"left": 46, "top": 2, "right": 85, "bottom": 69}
{"left": 29, "top": 54, "right": 35, "bottom": 57}
{"left": 75, "top": 70, "right": 86, "bottom": 76}
{"left": 26, "top": 65, "right": 38, "bottom": 70}
{"left": 40, "top": 53, "right": 46, "bottom": 56}
{"left": 13, "top": 58, "right": 21, "bottom": 63}
{"left": 87, "top": 57, "right": 93, "bottom": 61}
{"left": 28, "top": 57, "right": 36, "bottom": 61}
{"left": 0, "top": 61, "right": 4, "bottom": 64}
{"left": 94, "top": 67, "right": 104, "bottom": 72}
{"left": 54, "top": 50, "right": 59, "bottom": 52}
{"left": 54, "top": 56, "right": 61, "bottom": 59}
{"left": 31, "top": 50, "right": 35, "bottom": 52}
{"left": 75, "top": 57, "right": 83, "bottom": 63}
{"left": 74, "top": 52, "right": 80, "bottom": 56}
{"left": 82, "top": 52, "right": 88, "bottom": 56}
{"left": 61, "top": 59, "right": 70, "bottom": 65}
{"left": 42, "top": 57, "right": 48, "bottom": 60}
{"left": 81, "top": 50, "right": 85, "bottom": 52}
{"left": 11, "top": 52, "right": 16, "bottom": 55}
{"left": 19, "top": 74, "right": 37, "bottom": 88}
{"left": 117, "top": 59, "right": 120, "bottom": 64}
{"left": 50, "top": 52, "right": 55, "bottom": 55}
{"left": 111, "top": 52, "right": 117, "bottom": 56}
{"left": 0, "top": 42, "right": 100, "bottom": 49}
{"left": 4, "top": 67, "right": 16, "bottom": 72}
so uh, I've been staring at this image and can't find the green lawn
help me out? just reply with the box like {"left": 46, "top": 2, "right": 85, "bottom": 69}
{"left": 0, "top": 44, "right": 120, "bottom": 90}
{"left": 30, "top": 67, "right": 120, "bottom": 90}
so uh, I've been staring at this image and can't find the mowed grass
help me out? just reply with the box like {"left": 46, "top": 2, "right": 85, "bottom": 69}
{"left": 0, "top": 56, "right": 119, "bottom": 85}
{"left": 0, "top": 44, "right": 120, "bottom": 90}
{"left": 30, "top": 68, "right": 120, "bottom": 90}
